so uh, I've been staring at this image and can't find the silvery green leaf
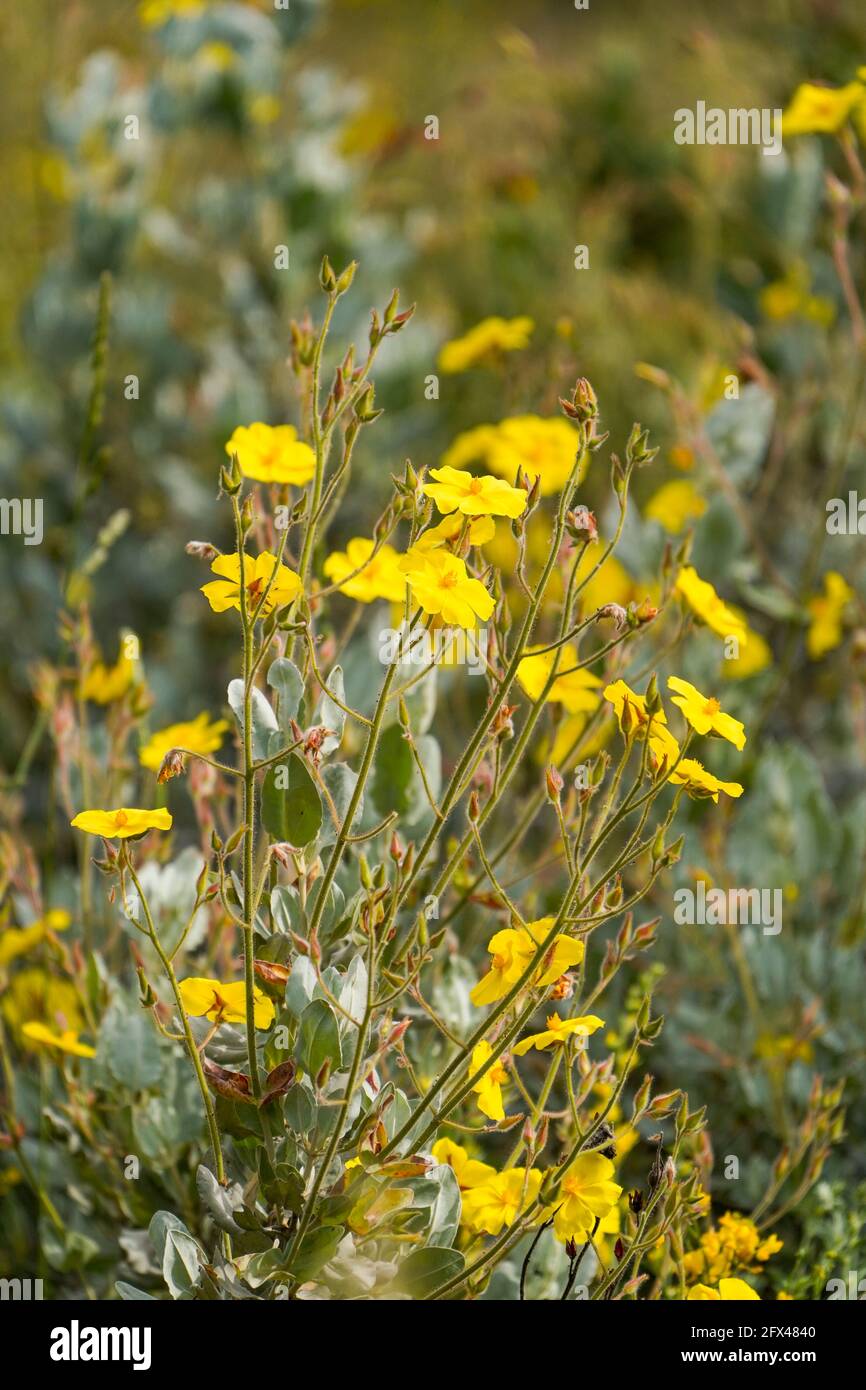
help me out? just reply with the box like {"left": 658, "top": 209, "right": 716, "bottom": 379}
{"left": 228, "top": 678, "right": 278, "bottom": 760}
{"left": 316, "top": 663, "right": 346, "bottom": 754}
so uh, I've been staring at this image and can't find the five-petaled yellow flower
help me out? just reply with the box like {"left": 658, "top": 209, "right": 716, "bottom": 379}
{"left": 675, "top": 567, "right": 748, "bottom": 644}
{"left": 399, "top": 548, "right": 494, "bottom": 628}
{"left": 178, "top": 977, "right": 274, "bottom": 1030}
{"left": 518, "top": 647, "right": 603, "bottom": 714}
{"left": 71, "top": 808, "right": 173, "bottom": 839}
{"left": 806, "top": 571, "right": 853, "bottom": 659}
{"left": 0, "top": 910, "right": 71, "bottom": 967}
{"left": 545, "top": 1153, "right": 622, "bottom": 1244}
{"left": 470, "top": 1040, "right": 508, "bottom": 1122}
{"left": 667, "top": 677, "right": 746, "bottom": 750}
{"left": 513, "top": 1013, "right": 604, "bottom": 1056}
{"left": 201, "top": 551, "right": 302, "bottom": 616}
{"left": 668, "top": 758, "right": 743, "bottom": 802}
{"left": 21, "top": 1021, "right": 96, "bottom": 1058}
{"left": 471, "top": 918, "right": 584, "bottom": 1007}
{"left": 414, "top": 513, "right": 496, "bottom": 550}
{"left": 323, "top": 538, "right": 407, "bottom": 603}
{"left": 79, "top": 638, "right": 140, "bottom": 704}
{"left": 438, "top": 316, "right": 533, "bottom": 373}
{"left": 226, "top": 423, "right": 316, "bottom": 486}
{"left": 687, "top": 1278, "right": 760, "bottom": 1301}
{"left": 461, "top": 1166, "right": 542, "bottom": 1235}
{"left": 422, "top": 466, "right": 527, "bottom": 520}
{"left": 604, "top": 679, "right": 668, "bottom": 738}
{"left": 139, "top": 713, "right": 229, "bottom": 772}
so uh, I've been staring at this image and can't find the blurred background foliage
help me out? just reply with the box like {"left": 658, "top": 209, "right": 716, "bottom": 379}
{"left": 2, "top": 0, "right": 866, "bottom": 1292}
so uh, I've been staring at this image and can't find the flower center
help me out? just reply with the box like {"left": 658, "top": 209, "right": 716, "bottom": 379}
{"left": 468, "top": 478, "right": 484, "bottom": 494}
{"left": 703, "top": 698, "right": 721, "bottom": 716}
{"left": 114, "top": 810, "right": 128, "bottom": 827}
{"left": 492, "top": 952, "right": 509, "bottom": 972}
{"left": 438, "top": 572, "right": 459, "bottom": 590}
{"left": 247, "top": 577, "right": 264, "bottom": 598}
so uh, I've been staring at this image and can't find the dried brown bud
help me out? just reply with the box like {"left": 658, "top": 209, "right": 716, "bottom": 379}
{"left": 157, "top": 748, "right": 186, "bottom": 784}
{"left": 185, "top": 540, "right": 220, "bottom": 562}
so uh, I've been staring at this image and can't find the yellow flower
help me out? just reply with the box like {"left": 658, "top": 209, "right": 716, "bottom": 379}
{"left": 782, "top": 80, "right": 865, "bottom": 136}
{"left": 721, "top": 608, "right": 772, "bottom": 680}
{"left": 512, "top": 1013, "right": 604, "bottom": 1056}
{"left": 423, "top": 466, "right": 527, "bottom": 519}
{"left": 517, "top": 647, "right": 602, "bottom": 715}
{"left": 225, "top": 423, "right": 316, "bottom": 486}
{"left": 604, "top": 679, "right": 668, "bottom": 738}
{"left": 399, "top": 548, "right": 494, "bottom": 628}
{"left": 21, "top": 1021, "right": 96, "bottom": 1059}
{"left": 667, "top": 676, "right": 746, "bottom": 750}
{"left": 644, "top": 480, "right": 707, "bottom": 535}
{"left": 71, "top": 808, "right": 173, "bottom": 839}
{"left": 178, "top": 977, "right": 274, "bottom": 1030}
{"left": 546, "top": 1153, "right": 622, "bottom": 1244}
{"left": 323, "top": 538, "right": 407, "bottom": 603}
{"left": 687, "top": 1277, "right": 759, "bottom": 1301}
{"left": 461, "top": 1166, "right": 542, "bottom": 1235}
{"left": 668, "top": 758, "right": 743, "bottom": 802}
{"left": 0, "top": 910, "right": 71, "bottom": 967}
{"left": 675, "top": 566, "right": 748, "bottom": 643}
{"left": 759, "top": 264, "right": 835, "bottom": 326}
{"left": 471, "top": 919, "right": 584, "bottom": 1007}
{"left": 438, "top": 316, "right": 534, "bottom": 373}
{"left": 415, "top": 513, "right": 496, "bottom": 550}
{"left": 79, "top": 639, "right": 140, "bottom": 704}
{"left": 470, "top": 1040, "right": 508, "bottom": 1122}
{"left": 442, "top": 415, "right": 585, "bottom": 497}
{"left": 139, "top": 0, "right": 205, "bottom": 25}
{"left": 575, "top": 543, "right": 636, "bottom": 613}
{"left": 139, "top": 713, "right": 229, "bottom": 772}
{"left": 2, "top": 969, "right": 83, "bottom": 1041}
{"left": 201, "top": 551, "right": 302, "bottom": 616}
{"left": 430, "top": 1138, "right": 495, "bottom": 1189}
{"left": 806, "top": 571, "right": 854, "bottom": 659}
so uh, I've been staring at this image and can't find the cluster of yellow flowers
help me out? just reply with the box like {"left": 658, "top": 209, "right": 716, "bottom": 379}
{"left": 431, "top": 1138, "right": 622, "bottom": 1247}
{"left": 684, "top": 1211, "right": 783, "bottom": 1286}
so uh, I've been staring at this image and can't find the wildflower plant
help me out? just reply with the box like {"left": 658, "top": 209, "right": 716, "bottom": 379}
{"left": 10, "top": 255, "right": 816, "bottom": 1303}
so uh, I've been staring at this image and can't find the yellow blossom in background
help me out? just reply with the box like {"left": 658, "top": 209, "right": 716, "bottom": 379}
{"left": 0, "top": 910, "right": 71, "bottom": 967}
{"left": 575, "top": 543, "right": 637, "bottom": 613}
{"left": 686, "top": 1211, "right": 780, "bottom": 1284}
{"left": 438, "top": 316, "right": 534, "bottom": 373}
{"left": 668, "top": 758, "right": 743, "bottom": 802}
{"left": 667, "top": 676, "right": 746, "bottom": 749}
{"left": 71, "top": 807, "right": 172, "bottom": 839}
{"left": 675, "top": 566, "right": 748, "bottom": 644}
{"left": 512, "top": 1013, "right": 604, "bottom": 1055}
{"left": 759, "top": 263, "right": 835, "bottom": 327}
{"left": 782, "top": 79, "right": 865, "bottom": 135}
{"left": 21, "top": 1021, "right": 96, "bottom": 1059}
{"left": 179, "top": 976, "right": 274, "bottom": 1030}
{"left": 414, "top": 513, "right": 496, "bottom": 550}
{"left": 469, "top": 1040, "right": 508, "bottom": 1122}
{"left": 461, "top": 1166, "right": 542, "bottom": 1235}
{"left": 545, "top": 1153, "right": 622, "bottom": 1244}
{"left": 644, "top": 479, "right": 707, "bottom": 534}
{"left": 323, "top": 538, "right": 407, "bottom": 603}
{"left": 806, "top": 570, "right": 854, "bottom": 658}
{"left": 2, "top": 969, "right": 84, "bottom": 1042}
{"left": 139, "top": 0, "right": 206, "bottom": 24}
{"left": 517, "top": 646, "right": 603, "bottom": 714}
{"left": 79, "top": 638, "right": 140, "bottom": 704}
{"left": 430, "top": 1138, "right": 495, "bottom": 1189}
{"left": 442, "top": 415, "right": 585, "bottom": 496}
{"left": 399, "top": 548, "right": 494, "bottom": 628}
{"left": 139, "top": 712, "right": 229, "bottom": 772}
{"left": 199, "top": 42, "right": 236, "bottom": 71}
{"left": 422, "top": 466, "right": 527, "bottom": 519}
{"left": 225, "top": 423, "right": 316, "bottom": 486}
{"left": 720, "top": 607, "right": 772, "bottom": 680}
{"left": 201, "top": 551, "right": 302, "bottom": 616}
{"left": 754, "top": 1033, "right": 814, "bottom": 1065}
{"left": 248, "top": 94, "right": 281, "bottom": 125}
{"left": 687, "top": 1278, "right": 759, "bottom": 1300}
